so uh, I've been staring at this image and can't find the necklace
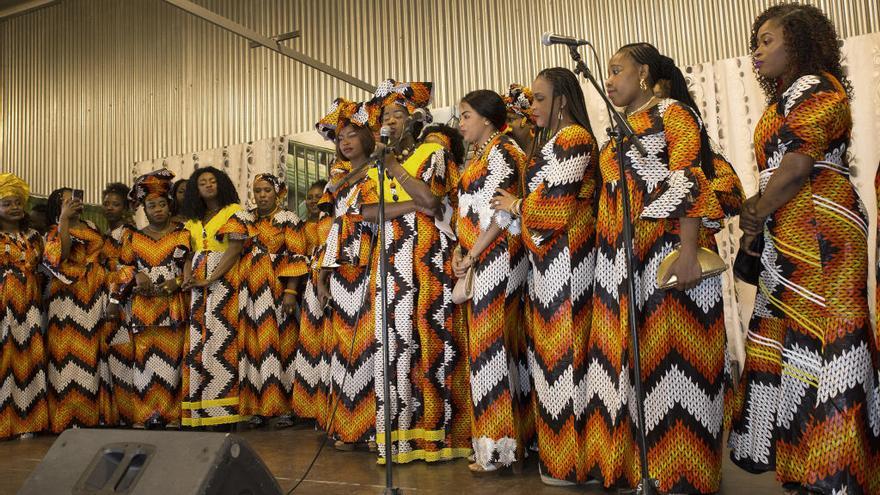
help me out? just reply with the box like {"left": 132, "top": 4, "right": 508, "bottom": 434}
{"left": 626, "top": 96, "right": 656, "bottom": 117}
{"left": 145, "top": 223, "right": 173, "bottom": 234}
{"left": 474, "top": 131, "right": 501, "bottom": 158}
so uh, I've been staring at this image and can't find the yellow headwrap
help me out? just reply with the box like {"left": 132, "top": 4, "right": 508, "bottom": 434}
{"left": 0, "top": 173, "right": 29, "bottom": 203}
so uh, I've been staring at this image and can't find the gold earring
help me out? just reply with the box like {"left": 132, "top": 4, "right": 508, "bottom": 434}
{"left": 484, "top": 121, "right": 490, "bottom": 126}
{"left": 640, "top": 78, "right": 648, "bottom": 91}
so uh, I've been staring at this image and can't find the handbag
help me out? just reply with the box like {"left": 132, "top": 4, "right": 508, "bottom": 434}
{"left": 452, "top": 247, "right": 475, "bottom": 304}
{"left": 656, "top": 246, "right": 727, "bottom": 290}
{"left": 733, "top": 235, "right": 764, "bottom": 286}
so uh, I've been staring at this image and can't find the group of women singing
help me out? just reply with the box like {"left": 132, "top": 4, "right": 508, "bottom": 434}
{"left": 1, "top": 3, "right": 878, "bottom": 494}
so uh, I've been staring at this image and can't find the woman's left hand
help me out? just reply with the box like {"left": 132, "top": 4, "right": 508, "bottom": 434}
{"left": 282, "top": 293, "right": 299, "bottom": 315}
{"left": 492, "top": 188, "right": 518, "bottom": 213}
{"left": 662, "top": 248, "right": 702, "bottom": 291}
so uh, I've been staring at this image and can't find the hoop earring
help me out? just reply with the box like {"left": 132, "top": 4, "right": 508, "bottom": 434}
{"left": 639, "top": 78, "right": 648, "bottom": 91}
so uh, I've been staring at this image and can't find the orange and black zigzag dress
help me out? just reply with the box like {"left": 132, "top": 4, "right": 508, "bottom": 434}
{"left": 291, "top": 214, "right": 333, "bottom": 426}
{"left": 0, "top": 229, "right": 49, "bottom": 439}
{"left": 729, "top": 72, "right": 880, "bottom": 495}
{"left": 43, "top": 221, "right": 114, "bottom": 432}
{"left": 114, "top": 226, "right": 190, "bottom": 425}
{"left": 238, "top": 208, "right": 309, "bottom": 418}
{"left": 457, "top": 133, "right": 532, "bottom": 469}
{"left": 319, "top": 161, "right": 377, "bottom": 444}
{"left": 590, "top": 100, "right": 729, "bottom": 493}
{"left": 520, "top": 124, "right": 597, "bottom": 484}
{"left": 367, "top": 143, "right": 472, "bottom": 464}
{"left": 181, "top": 204, "right": 250, "bottom": 427}
{"left": 105, "top": 223, "right": 136, "bottom": 425}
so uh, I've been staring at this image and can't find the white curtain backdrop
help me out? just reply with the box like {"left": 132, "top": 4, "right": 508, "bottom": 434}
{"left": 133, "top": 32, "right": 880, "bottom": 368}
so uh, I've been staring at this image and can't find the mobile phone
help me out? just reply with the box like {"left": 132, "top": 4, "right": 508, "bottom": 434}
{"left": 72, "top": 189, "right": 84, "bottom": 202}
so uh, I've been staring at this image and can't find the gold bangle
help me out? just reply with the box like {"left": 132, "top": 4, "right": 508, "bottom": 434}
{"left": 397, "top": 173, "right": 410, "bottom": 186}
{"left": 284, "top": 288, "right": 298, "bottom": 295}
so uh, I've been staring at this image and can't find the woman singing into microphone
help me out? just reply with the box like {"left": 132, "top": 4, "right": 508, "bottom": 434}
{"left": 361, "top": 79, "right": 471, "bottom": 465}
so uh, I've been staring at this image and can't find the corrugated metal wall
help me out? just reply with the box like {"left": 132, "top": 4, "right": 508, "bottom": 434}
{"left": 1, "top": 0, "right": 878, "bottom": 202}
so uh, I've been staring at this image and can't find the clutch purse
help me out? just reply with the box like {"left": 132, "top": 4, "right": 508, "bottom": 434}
{"left": 733, "top": 236, "right": 764, "bottom": 286}
{"left": 656, "top": 246, "right": 727, "bottom": 290}
{"left": 451, "top": 247, "right": 475, "bottom": 304}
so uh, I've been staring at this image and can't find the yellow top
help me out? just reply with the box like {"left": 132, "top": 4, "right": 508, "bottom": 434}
{"left": 366, "top": 142, "right": 443, "bottom": 203}
{"left": 184, "top": 203, "right": 242, "bottom": 252}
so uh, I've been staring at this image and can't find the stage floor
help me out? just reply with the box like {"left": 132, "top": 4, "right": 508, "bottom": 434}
{"left": 0, "top": 424, "right": 780, "bottom": 494}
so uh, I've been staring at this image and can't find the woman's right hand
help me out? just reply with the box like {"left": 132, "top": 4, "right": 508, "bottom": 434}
{"left": 60, "top": 196, "right": 83, "bottom": 221}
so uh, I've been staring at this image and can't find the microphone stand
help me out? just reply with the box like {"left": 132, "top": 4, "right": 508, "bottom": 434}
{"left": 565, "top": 44, "right": 658, "bottom": 495}
{"left": 375, "top": 135, "right": 400, "bottom": 495}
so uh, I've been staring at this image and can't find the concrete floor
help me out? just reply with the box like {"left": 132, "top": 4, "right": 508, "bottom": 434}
{"left": 0, "top": 424, "right": 781, "bottom": 494}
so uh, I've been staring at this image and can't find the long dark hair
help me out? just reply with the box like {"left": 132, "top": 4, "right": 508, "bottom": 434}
{"left": 169, "top": 179, "right": 187, "bottom": 215}
{"left": 750, "top": 3, "right": 852, "bottom": 102}
{"left": 181, "top": 166, "right": 239, "bottom": 220}
{"left": 619, "top": 43, "right": 715, "bottom": 179}
{"left": 461, "top": 90, "right": 507, "bottom": 130}
{"left": 46, "top": 187, "right": 72, "bottom": 226}
{"left": 536, "top": 67, "right": 595, "bottom": 139}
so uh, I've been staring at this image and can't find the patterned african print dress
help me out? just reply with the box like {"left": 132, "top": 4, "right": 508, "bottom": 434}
{"left": 238, "top": 208, "right": 309, "bottom": 418}
{"left": 320, "top": 161, "right": 377, "bottom": 444}
{"left": 43, "top": 221, "right": 113, "bottom": 432}
{"left": 519, "top": 124, "right": 597, "bottom": 483}
{"left": 115, "top": 226, "right": 190, "bottom": 425}
{"left": 457, "top": 134, "right": 531, "bottom": 469}
{"left": 181, "top": 204, "right": 250, "bottom": 427}
{"left": 0, "top": 229, "right": 49, "bottom": 439}
{"left": 367, "top": 142, "right": 472, "bottom": 464}
{"left": 589, "top": 100, "right": 729, "bottom": 493}
{"left": 729, "top": 73, "right": 880, "bottom": 495}
{"left": 105, "top": 223, "right": 136, "bottom": 425}
{"left": 291, "top": 215, "right": 332, "bottom": 425}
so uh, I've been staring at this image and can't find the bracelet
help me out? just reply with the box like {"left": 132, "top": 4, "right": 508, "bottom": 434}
{"left": 108, "top": 297, "right": 121, "bottom": 305}
{"left": 397, "top": 173, "right": 411, "bottom": 186}
{"left": 283, "top": 289, "right": 299, "bottom": 295}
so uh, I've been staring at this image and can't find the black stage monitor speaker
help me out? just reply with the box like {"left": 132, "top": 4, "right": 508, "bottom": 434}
{"left": 18, "top": 428, "right": 283, "bottom": 495}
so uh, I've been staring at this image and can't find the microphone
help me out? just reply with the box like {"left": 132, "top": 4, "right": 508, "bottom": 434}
{"left": 379, "top": 125, "right": 391, "bottom": 145}
{"left": 541, "top": 32, "right": 589, "bottom": 47}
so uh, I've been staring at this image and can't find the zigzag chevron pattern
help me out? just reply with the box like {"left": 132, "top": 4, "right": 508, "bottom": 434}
{"left": 1, "top": 230, "right": 50, "bottom": 438}
{"left": 590, "top": 100, "right": 730, "bottom": 493}
{"left": 730, "top": 73, "right": 880, "bottom": 494}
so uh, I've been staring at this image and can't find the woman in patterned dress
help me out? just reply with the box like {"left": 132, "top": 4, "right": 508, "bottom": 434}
{"left": 291, "top": 179, "right": 332, "bottom": 426}
{"left": 238, "top": 174, "right": 308, "bottom": 427}
{"left": 578, "top": 44, "right": 732, "bottom": 493}
{"left": 179, "top": 166, "right": 249, "bottom": 429}
{"left": 454, "top": 90, "right": 530, "bottom": 474}
{"left": 730, "top": 5, "right": 880, "bottom": 494}
{"left": 108, "top": 170, "right": 190, "bottom": 428}
{"left": 360, "top": 79, "right": 471, "bottom": 464}
{"left": 0, "top": 174, "right": 49, "bottom": 440}
{"left": 43, "top": 187, "right": 114, "bottom": 432}
{"left": 102, "top": 182, "right": 136, "bottom": 426}
{"left": 314, "top": 98, "right": 379, "bottom": 451}
{"left": 492, "top": 67, "right": 599, "bottom": 486}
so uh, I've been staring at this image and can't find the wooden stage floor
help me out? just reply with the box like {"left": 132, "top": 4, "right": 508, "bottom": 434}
{"left": 0, "top": 424, "right": 780, "bottom": 494}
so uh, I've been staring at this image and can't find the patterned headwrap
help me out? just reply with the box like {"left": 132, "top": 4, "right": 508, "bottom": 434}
{"left": 315, "top": 98, "right": 377, "bottom": 141}
{"left": 129, "top": 169, "right": 175, "bottom": 206}
{"left": 254, "top": 173, "right": 287, "bottom": 195}
{"left": 503, "top": 84, "right": 535, "bottom": 121}
{"left": 367, "top": 79, "right": 433, "bottom": 117}
{"left": 0, "top": 173, "right": 29, "bottom": 203}
{"left": 423, "top": 130, "right": 452, "bottom": 150}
